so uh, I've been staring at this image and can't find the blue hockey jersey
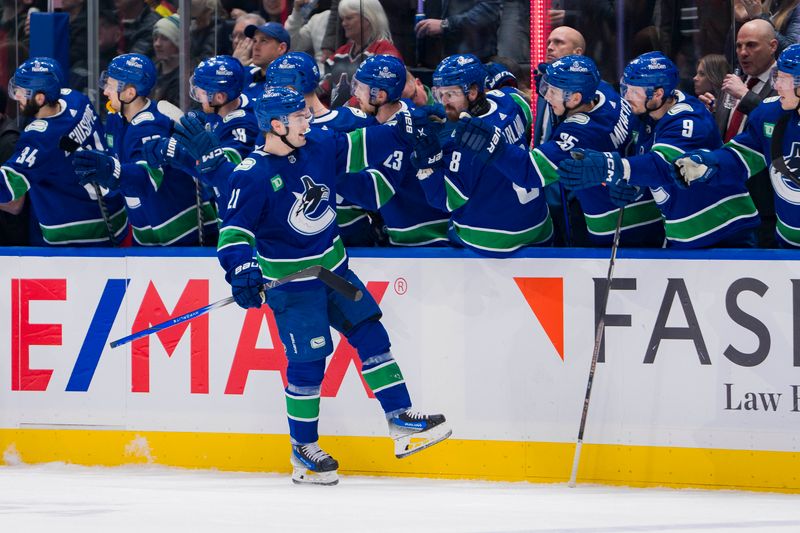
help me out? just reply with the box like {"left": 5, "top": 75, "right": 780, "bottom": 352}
{"left": 202, "top": 95, "right": 260, "bottom": 220}
{"left": 417, "top": 89, "right": 552, "bottom": 255}
{"left": 626, "top": 90, "right": 759, "bottom": 248}
{"left": 310, "top": 106, "right": 379, "bottom": 246}
{"left": 0, "top": 88, "right": 127, "bottom": 245}
{"left": 338, "top": 101, "right": 451, "bottom": 246}
{"left": 218, "top": 127, "right": 387, "bottom": 286}
{"left": 713, "top": 96, "right": 800, "bottom": 247}
{"left": 498, "top": 81, "right": 664, "bottom": 247}
{"left": 105, "top": 100, "right": 218, "bottom": 245}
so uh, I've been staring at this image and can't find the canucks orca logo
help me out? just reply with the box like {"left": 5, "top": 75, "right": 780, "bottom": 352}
{"left": 770, "top": 141, "right": 800, "bottom": 205}
{"left": 288, "top": 176, "right": 336, "bottom": 235}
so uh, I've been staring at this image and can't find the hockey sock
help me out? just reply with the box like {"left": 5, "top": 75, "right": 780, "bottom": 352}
{"left": 286, "top": 359, "right": 325, "bottom": 444}
{"left": 361, "top": 352, "right": 412, "bottom": 417}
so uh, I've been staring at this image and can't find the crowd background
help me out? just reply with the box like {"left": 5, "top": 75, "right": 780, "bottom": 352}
{"left": 0, "top": 0, "right": 798, "bottom": 247}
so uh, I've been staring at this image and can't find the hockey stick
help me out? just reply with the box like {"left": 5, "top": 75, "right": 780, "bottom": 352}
{"left": 60, "top": 136, "right": 119, "bottom": 246}
{"left": 109, "top": 265, "right": 363, "bottom": 348}
{"left": 568, "top": 150, "right": 625, "bottom": 487}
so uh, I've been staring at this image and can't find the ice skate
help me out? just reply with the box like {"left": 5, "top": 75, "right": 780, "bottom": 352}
{"left": 389, "top": 410, "right": 452, "bottom": 458}
{"left": 291, "top": 442, "right": 339, "bottom": 486}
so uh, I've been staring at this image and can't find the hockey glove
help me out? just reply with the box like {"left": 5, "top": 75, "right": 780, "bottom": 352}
{"left": 673, "top": 149, "right": 719, "bottom": 188}
{"left": 174, "top": 111, "right": 221, "bottom": 160}
{"left": 608, "top": 181, "right": 642, "bottom": 208}
{"left": 454, "top": 116, "right": 507, "bottom": 166}
{"left": 229, "top": 260, "right": 265, "bottom": 309}
{"left": 557, "top": 149, "right": 626, "bottom": 190}
{"left": 410, "top": 104, "right": 446, "bottom": 132}
{"left": 410, "top": 129, "right": 443, "bottom": 170}
{"left": 72, "top": 150, "right": 121, "bottom": 190}
{"left": 143, "top": 137, "right": 198, "bottom": 175}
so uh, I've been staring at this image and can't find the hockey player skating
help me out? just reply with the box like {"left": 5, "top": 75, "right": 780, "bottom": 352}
{"left": 411, "top": 53, "right": 553, "bottom": 255}
{"left": 72, "top": 53, "right": 218, "bottom": 246}
{"left": 557, "top": 52, "right": 760, "bottom": 249}
{"left": 144, "top": 55, "right": 260, "bottom": 221}
{"left": 674, "top": 44, "right": 800, "bottom": 248}
{"left": 0, "top": 57, "right": 128, "bottom": 245}
{"left": 449, "top": 55, "right": 665, "bottom": 247}
{"left": 217, "top": 86, "right": 450, "bottom": 485}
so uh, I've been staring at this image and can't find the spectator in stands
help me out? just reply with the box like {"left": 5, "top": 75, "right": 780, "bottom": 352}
{"left": 320, "top": 0, "right": 401, "bottom": 108}
{"left": 694, "top": 53, "right": 731, "bottom": 132}
{"left": 241, "top": 21, "right": 290, "bottom": 100}
{"left": 191, "top": 0, "right": 230, "bottom": 61}
{"left": 285, "top": 0, "right": 331, "bottom": 72}
{"left": 497, "top": 0, "right": 530, "bottom": 65}
{"left": 116, "top": 0, "right": 162, "bottom": 57}
{"left": 260, "top": 0, "right": 289, "bottom": 22}
{"left": 415, "top": 0, "right": 502, "bottom": 66}
{"left": 230, "top": 12, "right": 266, "bottom": 66}
{"left": 322, "top": 0, "right": 416, "bottom": 66}
{"left": 151, "top": 14, "right": 181, "bottom": 107}
{"left": 736, "top": 0, "right": 800, "bottom": 51}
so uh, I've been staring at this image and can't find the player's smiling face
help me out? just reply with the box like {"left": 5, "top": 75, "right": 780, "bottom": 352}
{"left": 773, "top": 71, "right": 800, "bottom": 111}
{"left": 622, "top": 85, "right": 648, "bottom": 114}
{"left": 284, "top": 108, "right": 312, "bottom": 146}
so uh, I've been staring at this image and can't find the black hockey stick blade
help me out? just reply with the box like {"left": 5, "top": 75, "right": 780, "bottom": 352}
{"left": 59, "top": 135, "right": 81, "bottom": 153}
{"left": 317, "top": 267, "right": 363, "bottom": 301}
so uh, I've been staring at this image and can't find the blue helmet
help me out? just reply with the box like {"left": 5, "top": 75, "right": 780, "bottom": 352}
{"left": 777, "top": 43, "right": 800, "bottom": 82}
{"left": 621, "top": 51, "right": 679, "bottom": 100}
{"left": 191, "top": 56, "right": 245, "bottom": 104}
{"left": 265, "top": 52, "right": 320, "bottom": 95}
{"left": 352, "top": 54, "right": 406, "bottom": 102}
{"left": 103, "top": 53, "right": 157, "bottom": 97}
{"left": 433, "top": 54, "right": 486, "bottom": 94}
{"left": 254, "top": 85, "right": 306, "bottom": 131}
{"left": 541, "top": 55, "right": 600, "bottom": 104}
{"left": 9, "top": 57, "right": 64, "bottom": 103}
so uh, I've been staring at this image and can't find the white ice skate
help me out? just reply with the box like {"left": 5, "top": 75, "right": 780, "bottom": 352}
{"left": 291, "top": 442, "right": 339, "bottom": 486}
{"left": 389, "top": 410, "right": 452, "bottom": 459}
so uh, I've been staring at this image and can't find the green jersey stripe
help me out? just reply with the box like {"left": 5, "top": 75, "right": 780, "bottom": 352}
{"left": 135, "top": 161, "right": 165, "bottom": 190}
{"left": 530, "top": 148, "right": 558, "bottom": 186}
{"left": 285, "top": 393, "right": 321, "bottom": 421}
{"left": 453, "top": 216, "right": 553, "bottom": 252}
{"left": 584, "top": 200, "right": 663, "bottom": 235}
{"left": 386, "top": 219, "right": 450, "bottom": 246}
{"left": 665, "top": 193, "right": 757, "bottom": 241}
{"left": 510, "top": 92, "right": 533, "bottom": 127}
{"left": 1, "top": 166, "right": 31, "bottom": 200}
{"left": 258, "top": 236, "right": 347, "bottom": 280}
{"left": 133, "top": 203, "right": 217, "bottom": 245}
{"left": 726, "top": 140, "right": 767, "bottom": 177}
{"left": 346, "top": 128, "right": 367, "bottom": 173}
{"left": 651, "top": 143, "right": 684, "bottom": 162}
{"left": 361, "top": 361, "right": 405, "bottom": 393}
{"left": 218, "top": 225, "right": 257, "bottom": 249}
{"left": 40, "top": 206, "right": 128, "bottom": 245}
{"left": 444, "top": 176, "right": 469, "bottom": 211}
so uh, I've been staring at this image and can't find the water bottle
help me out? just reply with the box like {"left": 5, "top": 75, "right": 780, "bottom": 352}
{"left": 722, "top": 67, "right": 742, "bottom": 110}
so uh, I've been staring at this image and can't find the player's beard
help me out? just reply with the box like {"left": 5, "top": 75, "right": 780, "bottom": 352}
{"left": 444, "top": 105, "right": 460, "bottom": 121}
{"left": 20, "top": 99, "right": 41, "bottom": 118}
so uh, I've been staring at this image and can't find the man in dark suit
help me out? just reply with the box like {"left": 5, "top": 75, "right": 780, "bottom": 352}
{"left": 718, "top": 19, "right": 778, "bottom": 247}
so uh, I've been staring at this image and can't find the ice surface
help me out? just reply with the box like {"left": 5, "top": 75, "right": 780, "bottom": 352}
{"left": 0, "top": 464, "right": 799, "bottom": 532}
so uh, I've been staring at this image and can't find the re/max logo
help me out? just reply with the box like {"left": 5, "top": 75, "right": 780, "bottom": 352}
{"left": 11, "top": 278, "right": 389, "bottom": 397}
